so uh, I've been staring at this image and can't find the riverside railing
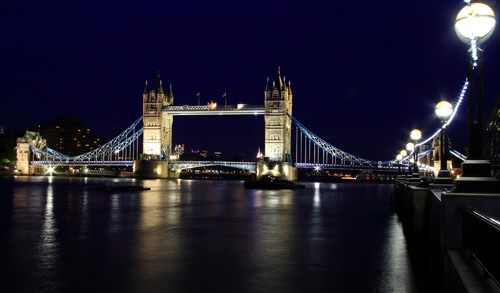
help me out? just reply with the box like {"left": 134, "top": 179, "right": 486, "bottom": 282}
{"left": 461, "top": 206, "right": 500, "bottom": 287}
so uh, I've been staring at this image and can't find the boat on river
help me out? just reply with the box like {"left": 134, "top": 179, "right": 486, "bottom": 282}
{"left": 244, "top": 175, "right": 305, "bottom": 190}
{"left": 96, "top": 181, "right": 150, "bottom": 192}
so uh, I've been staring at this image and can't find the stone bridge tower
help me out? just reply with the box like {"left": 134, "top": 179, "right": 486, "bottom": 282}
{"left": 142, "top": 72, "right": 174, "bottom": 160}
{"left": 257, "top": 67, "right": 297, "bottom": 180}
{"left": 16, "top": 131, "right": 46, "bottom": 175}
{"left": 264, "top": 67, "right": 293, "bottom": 162}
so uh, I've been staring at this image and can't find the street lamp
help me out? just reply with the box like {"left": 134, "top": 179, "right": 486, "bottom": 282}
{"left": 454, "top": 2, "right": 498, "bottom": 192}
{"left": 405, "top": 143, "right": 414, "bottom": 175}
{"left": 434, "top": 101, "right": 454, "bottom": 184}
{"left": 396, "top": 154, "right": 403, "bottom": 174}
{"left": 410, "top": 129, "right": 421, "bottom": 180}
{"left": 455, "top": 3, "right": 495, "bottom": 46}
{"left": 400, "top": 150, "right": 408, "bottom": 176}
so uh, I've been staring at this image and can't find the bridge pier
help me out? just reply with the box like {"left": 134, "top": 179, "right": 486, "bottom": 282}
{"left": 133, "top": 160, "right": 179, "bottom": 179}
{"left": 256, "top": 162, "right": 297, "bottom": 181}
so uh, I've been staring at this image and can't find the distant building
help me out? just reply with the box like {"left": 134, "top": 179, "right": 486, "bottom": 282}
{"left": 29, "top": 115, "right": 104, "bottom": 157}
{"left": 484, "top": 93, "right": 500, "bottom": 164}
{"left": 179, "top": 149, "right": 208, "bottom": 161}
{"left": 174, "top": 144, "right": 184, "bottom": 157}
{"left": 198, "top": 150, "right": 208, "bottom": 158}
{"left": 214, "top": 152, "right": 222, "bottom": 160}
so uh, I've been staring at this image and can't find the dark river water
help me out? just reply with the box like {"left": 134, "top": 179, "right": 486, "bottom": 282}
{"left": 0, "top": 176, "right": 418, "bottom": 292}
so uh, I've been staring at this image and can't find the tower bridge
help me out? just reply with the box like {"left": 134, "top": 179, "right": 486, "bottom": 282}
{"left": 18, "top": 67, "right": 464, "bottom": 179}
{"left": 136, "top": 68, "right": 297, "bottom": 179}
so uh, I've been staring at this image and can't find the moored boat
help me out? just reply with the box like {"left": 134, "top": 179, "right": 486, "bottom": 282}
{"left": 244, "top": 175, "right": 305, "bottom": 190}
{"left": 96, "top": 181, "right": 150, "bottom": 191}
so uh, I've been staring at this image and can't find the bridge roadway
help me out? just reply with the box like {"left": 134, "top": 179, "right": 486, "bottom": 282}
{"left": 296, "top": 163, "right": 399, "bottom": 171}
{"left": 30, "top": 161, "right": 133, "bottom": 166}
{"left": 163, "top": 104, "right": 265, "bottom": 116}
{"left": 30, "top": 160, "right": 398, "bottom": 172}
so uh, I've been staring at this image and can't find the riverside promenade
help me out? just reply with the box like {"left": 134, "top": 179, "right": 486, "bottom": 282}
{"left": 393, "top": 177, "right": 500, "bottom": 292}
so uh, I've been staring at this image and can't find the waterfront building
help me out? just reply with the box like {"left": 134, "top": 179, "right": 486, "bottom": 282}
{"left": 484, "top": 93, "right": 500, "bottom": 165}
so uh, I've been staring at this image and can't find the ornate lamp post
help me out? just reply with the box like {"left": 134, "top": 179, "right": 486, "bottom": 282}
{"left": 400, "top": 150, "right": 408, "bottom": 176}
{"left": 434, "top": 101, "right": 454, "bottom": 184}
{"left": 396, "top": 154, "right": 403, "bottom": 175}
{"left": 405, "top": 143, "right": 414, "bottom": 175}
{"left": 454, "top": 2, "right": 498, "bottom": 192}
{"left": 410, "top": 129, "right": 422, "bottom": 180}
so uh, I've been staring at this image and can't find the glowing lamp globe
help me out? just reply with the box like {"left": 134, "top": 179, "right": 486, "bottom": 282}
{"left": 396, "top": 154, "right": 403, "bottom": 161}
{"left": 455, "top": 3, "right": 496, "bottom": 45}
{"left": 400, "top": 150, "right": 407, "bottom": 157}
{"left": 435, "top": 101, "right": 453, "bottom": 120}
{"left": 410, "top": 129, "right": 422, "bottom": 141}
{"left": 406, "top": 142, "right": 415, "bottom": 152}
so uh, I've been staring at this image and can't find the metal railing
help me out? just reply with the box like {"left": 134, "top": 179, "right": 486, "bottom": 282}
{"left": 461, "top": 206, "right": 500, "bottom": 287}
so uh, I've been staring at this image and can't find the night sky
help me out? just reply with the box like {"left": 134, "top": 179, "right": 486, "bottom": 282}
{"left": 1, "top": 0, "right": 500, "bottom": 161}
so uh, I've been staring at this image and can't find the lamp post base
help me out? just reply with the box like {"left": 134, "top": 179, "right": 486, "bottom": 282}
{"left": 433, "top": 170, "right": 454, "bottom": 185}
{"left": 452, "top": 160, "right": 499, "bottom": 193}
{"left": 410, "top": 172, "right": 420, "bottom": 182}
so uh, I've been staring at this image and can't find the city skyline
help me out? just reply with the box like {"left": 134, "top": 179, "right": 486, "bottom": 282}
{"left": 1, "top": 0, "right": 500, "bottom": 161}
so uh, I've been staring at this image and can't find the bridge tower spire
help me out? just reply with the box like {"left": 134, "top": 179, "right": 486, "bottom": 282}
{"left": 264, "top": 67, "right": 293, "bottom": 162}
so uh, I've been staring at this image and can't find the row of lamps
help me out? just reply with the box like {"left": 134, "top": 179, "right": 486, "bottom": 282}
{"left": 396, "top": 1, "right": 498, "bottom": 192}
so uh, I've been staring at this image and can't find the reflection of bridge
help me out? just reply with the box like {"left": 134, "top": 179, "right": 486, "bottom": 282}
{"left": 18, "top": 69, "right": 468, "bottom": 178}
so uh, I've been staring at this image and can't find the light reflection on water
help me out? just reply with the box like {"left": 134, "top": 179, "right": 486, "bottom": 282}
{"left": 0, "top": 177, "right": 417, "bottom": 292}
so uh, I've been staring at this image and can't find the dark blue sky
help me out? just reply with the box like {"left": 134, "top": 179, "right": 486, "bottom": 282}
{"left": 1, "top": 0, "right": 499, "bottom": 161}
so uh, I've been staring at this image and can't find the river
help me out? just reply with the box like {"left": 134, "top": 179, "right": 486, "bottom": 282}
{"left": 0, "top": 176, "right": 419, "bottom": 292}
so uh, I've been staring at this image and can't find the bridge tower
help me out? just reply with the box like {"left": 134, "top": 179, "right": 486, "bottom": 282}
{"left": 142, "top": 72, "right": 174, "bottom": 160}
{"left": 15, "top": 131, "right": 46, "bottom": 175}
{"left": 257, "top": 67, "right": 297, "bottom": 180}
{"left": 264, "top": 67, "right": 293, "bottom": 162}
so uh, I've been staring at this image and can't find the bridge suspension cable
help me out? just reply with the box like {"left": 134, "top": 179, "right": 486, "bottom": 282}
{"left": 417, "top": 80, "right": 468, "bottom": 147}
{"left": 450, "top": 149, "right": 467, "bottom": 161}
{"left": 398, "top": 79, "right": 469, "bottom": 163}
{"left": 289, "top": 114, "right": 395, "bottom": 166}
{"left": 289, "top": 80, "right": 468, "bottom": 168}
